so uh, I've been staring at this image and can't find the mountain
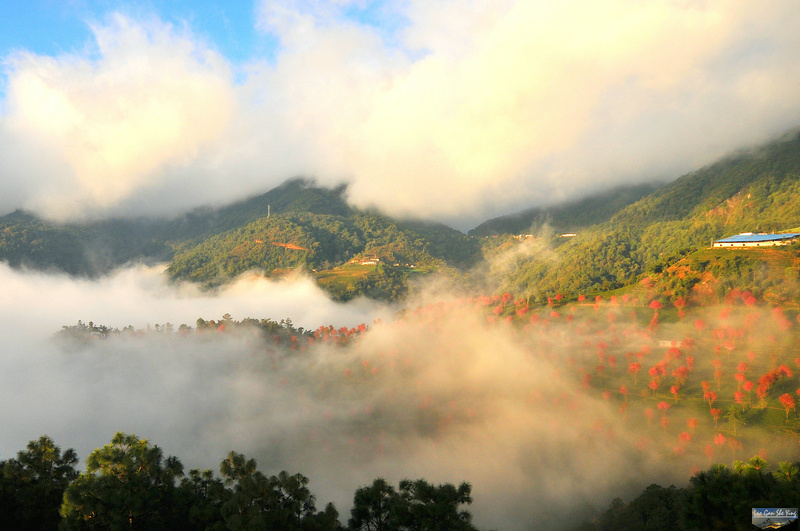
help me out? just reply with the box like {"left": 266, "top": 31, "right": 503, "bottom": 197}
{"left": 0, "top": 210, "right": 172, "bottom": 276}
{"left": 159, "top": 178, "right": 354, "bottom": 242}
{"left": 494, "top": 128, "right": 800, "bottom": 301}
{"left": 0, "top": 178, "right": 481, "bottom": 301}
{"left": 3, "top": 128, "right": 800, "bottom": 303}
{"left": 468, "top": 183, "right": 659, "bottom": 236}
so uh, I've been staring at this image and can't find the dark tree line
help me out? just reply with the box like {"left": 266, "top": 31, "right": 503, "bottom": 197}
{"left": 0, "top": 433, "right": 481, "bottom": 531}
{"left": 574, "top": 457, "right": 800, "bottom": 531}
{"left": 57, "top": 315, "right": 316, "bottom": 343}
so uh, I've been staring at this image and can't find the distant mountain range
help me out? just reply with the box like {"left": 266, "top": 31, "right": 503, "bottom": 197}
{"left": 2, "top": 128, "right": 800, "bottom": 302}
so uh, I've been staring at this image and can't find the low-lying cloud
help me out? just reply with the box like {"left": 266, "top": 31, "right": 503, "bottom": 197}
{"left": 2, "top": 263, "right": 795, "bottom": 530}
{"left": 2, "top": 1, "right": 800, "bottom": 227}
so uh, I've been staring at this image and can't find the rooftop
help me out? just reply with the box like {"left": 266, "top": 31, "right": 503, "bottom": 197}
{"left": 715, "top": 232, "right": 800, "bottom": 243}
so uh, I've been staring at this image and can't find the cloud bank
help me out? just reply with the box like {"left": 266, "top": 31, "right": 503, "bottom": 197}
{"left": 2, "top": 1, "right": 800, "bottom": 226}
{"left": 0, "top": 265, "right": 661, "bottom": 530}
{"left": 2, "top": 263, "right": 796, "bottom": 530}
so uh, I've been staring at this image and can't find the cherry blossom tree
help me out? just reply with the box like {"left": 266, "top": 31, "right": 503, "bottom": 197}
{"left": 779, "top": 393, "right": 796, "bottom": 420}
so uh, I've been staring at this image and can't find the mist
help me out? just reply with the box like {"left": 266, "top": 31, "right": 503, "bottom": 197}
{"left": 2, "top": 1, "right": 800, "bottom": 228}
{"left": 2, "top": 263, "right": 796, "bottom": 530}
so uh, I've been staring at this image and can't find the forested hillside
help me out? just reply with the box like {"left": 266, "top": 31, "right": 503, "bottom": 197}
{"left": 3, "top": 129, "right": 800, "bottom": 303}
{"left": 0, "top": 179, "right": 481, "bottom": 301}
{"left": 166, "top": 209, "right": 480, "bottom": 298}
{"left": 493, "top": 129, "right": 800, "bottom": 301}
{"left": 469, "top": 183, "right": 658, "bottom": 236}
{"left": 0, "top": 210, "right": 171, "bottom": 275}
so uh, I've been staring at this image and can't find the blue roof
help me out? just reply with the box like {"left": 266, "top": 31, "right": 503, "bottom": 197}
{"left": 715, "top": 233, "right": 800, "bottom": 243}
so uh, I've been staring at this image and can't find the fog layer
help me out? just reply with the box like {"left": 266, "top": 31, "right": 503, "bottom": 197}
{"left": 3, "top": 264, "right": 795, "bottom": 530}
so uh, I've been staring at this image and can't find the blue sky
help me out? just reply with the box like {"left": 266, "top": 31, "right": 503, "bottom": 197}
{"left": 1, "top": 1, "right": 275, "bottom": 64}
{"left": 1, "top": 1, "right": 800, "bottom": 228}
{"left": 0, "top": 1, "right": 406, "bottom": 66}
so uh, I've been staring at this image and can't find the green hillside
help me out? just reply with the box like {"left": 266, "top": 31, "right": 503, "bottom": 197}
{"left": 492, "top": 129, "right": 800, "bottom": 301}
{"left": 166, "top": 208, "right": 480, "bottom": 300}
{"left": 644, "top": 244, "right": 800, "bottom": 308}
{"left": 3, "top": 129, "right": 800, "bottom": 303}
{"left": 159, "top": 178, "right": 354, "bottom": 243}
{"left": 0, "top": 179, "right": 481, "bottom": 301}
{"left": 0, "top": 211, "right": 171, "bottom": 276}
{"left": 469, "top": 182, "right": 659, "bottom": 236}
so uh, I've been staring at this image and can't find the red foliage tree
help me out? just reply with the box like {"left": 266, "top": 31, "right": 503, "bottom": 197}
{"left": 734, "top": 391, "right": 745, "bottom": 410}
{"left": 672, "top": 366, "right": 689, "bottom": 385}
{"left": 743, "top": 380, "right": 754, "bottom": 406}
{"left": 704, "top": 444, "right": 714, "bottom": 460}
{"left": 628, "top": 362, "right": 641, "bottom": 386}
{"left": 779, "top": 393, "right": 796, "bottom": 419}
{"left": 670, "top": 385, "right": 680, "bottom": 403}
{"left": 704, "top": 391, "right": 718, "bottom": 407}
{"left": 710, "top": 408, "right": 721, "bottom": 428}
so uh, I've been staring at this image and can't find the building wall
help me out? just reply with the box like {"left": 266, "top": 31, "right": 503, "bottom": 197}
{"left": 712, "top": 238, "right": 798, "bottom": 248}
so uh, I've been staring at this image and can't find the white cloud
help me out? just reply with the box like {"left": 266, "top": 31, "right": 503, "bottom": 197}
{"left": 1, "top": 1, "right": 800, "bottom": 226}
{"left": 0, "top": 265, "right": 675, "bottom": 530}
{"left": 2, "top": 14, "right": 234, "bottom": 219}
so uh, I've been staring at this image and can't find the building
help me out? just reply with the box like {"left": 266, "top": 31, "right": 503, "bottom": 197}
{"left": 712, "top": 232, "right": 800, "bottom": 248}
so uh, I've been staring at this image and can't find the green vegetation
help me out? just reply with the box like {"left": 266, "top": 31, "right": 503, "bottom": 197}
{"left": 469, "top": 182, "right": 659, "bottom": 236}
{"left": 57, "top": 314, "right": 316, "bottom": 343}
{"left": 0, "top": 211, "right": 170, "bottom": 276}
{"left": 1, "top": 433, "right": 479, "bottom": 531}
{"left": 165, "top": 209, "right": 475, "bottom": 299}
{"left": 491, "top": 130, "right": 800, "bottom": 301}
{"left": 4, "top": 129, "right": 800, "bottom": 303}
{"left": 575, "top": 457, "right": 800, "bottom": 531}
{"left": 0, "top": 179, "right": 480, "bottom": 301}
{"left": 643, "top": 245, "right": 800, "bottom": 305}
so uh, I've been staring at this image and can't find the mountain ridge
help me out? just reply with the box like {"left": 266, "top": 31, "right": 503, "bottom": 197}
{"left": 2, "top": 128, "right": 800, "bottom": 302}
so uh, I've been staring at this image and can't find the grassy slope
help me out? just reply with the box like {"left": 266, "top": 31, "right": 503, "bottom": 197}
{"left": 493, "top": 130, "right": 800, "bottom": 300}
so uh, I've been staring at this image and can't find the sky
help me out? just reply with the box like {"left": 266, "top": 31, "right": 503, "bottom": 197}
{"left": 2, "top": 0, "right": 800, "bottom": 230}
